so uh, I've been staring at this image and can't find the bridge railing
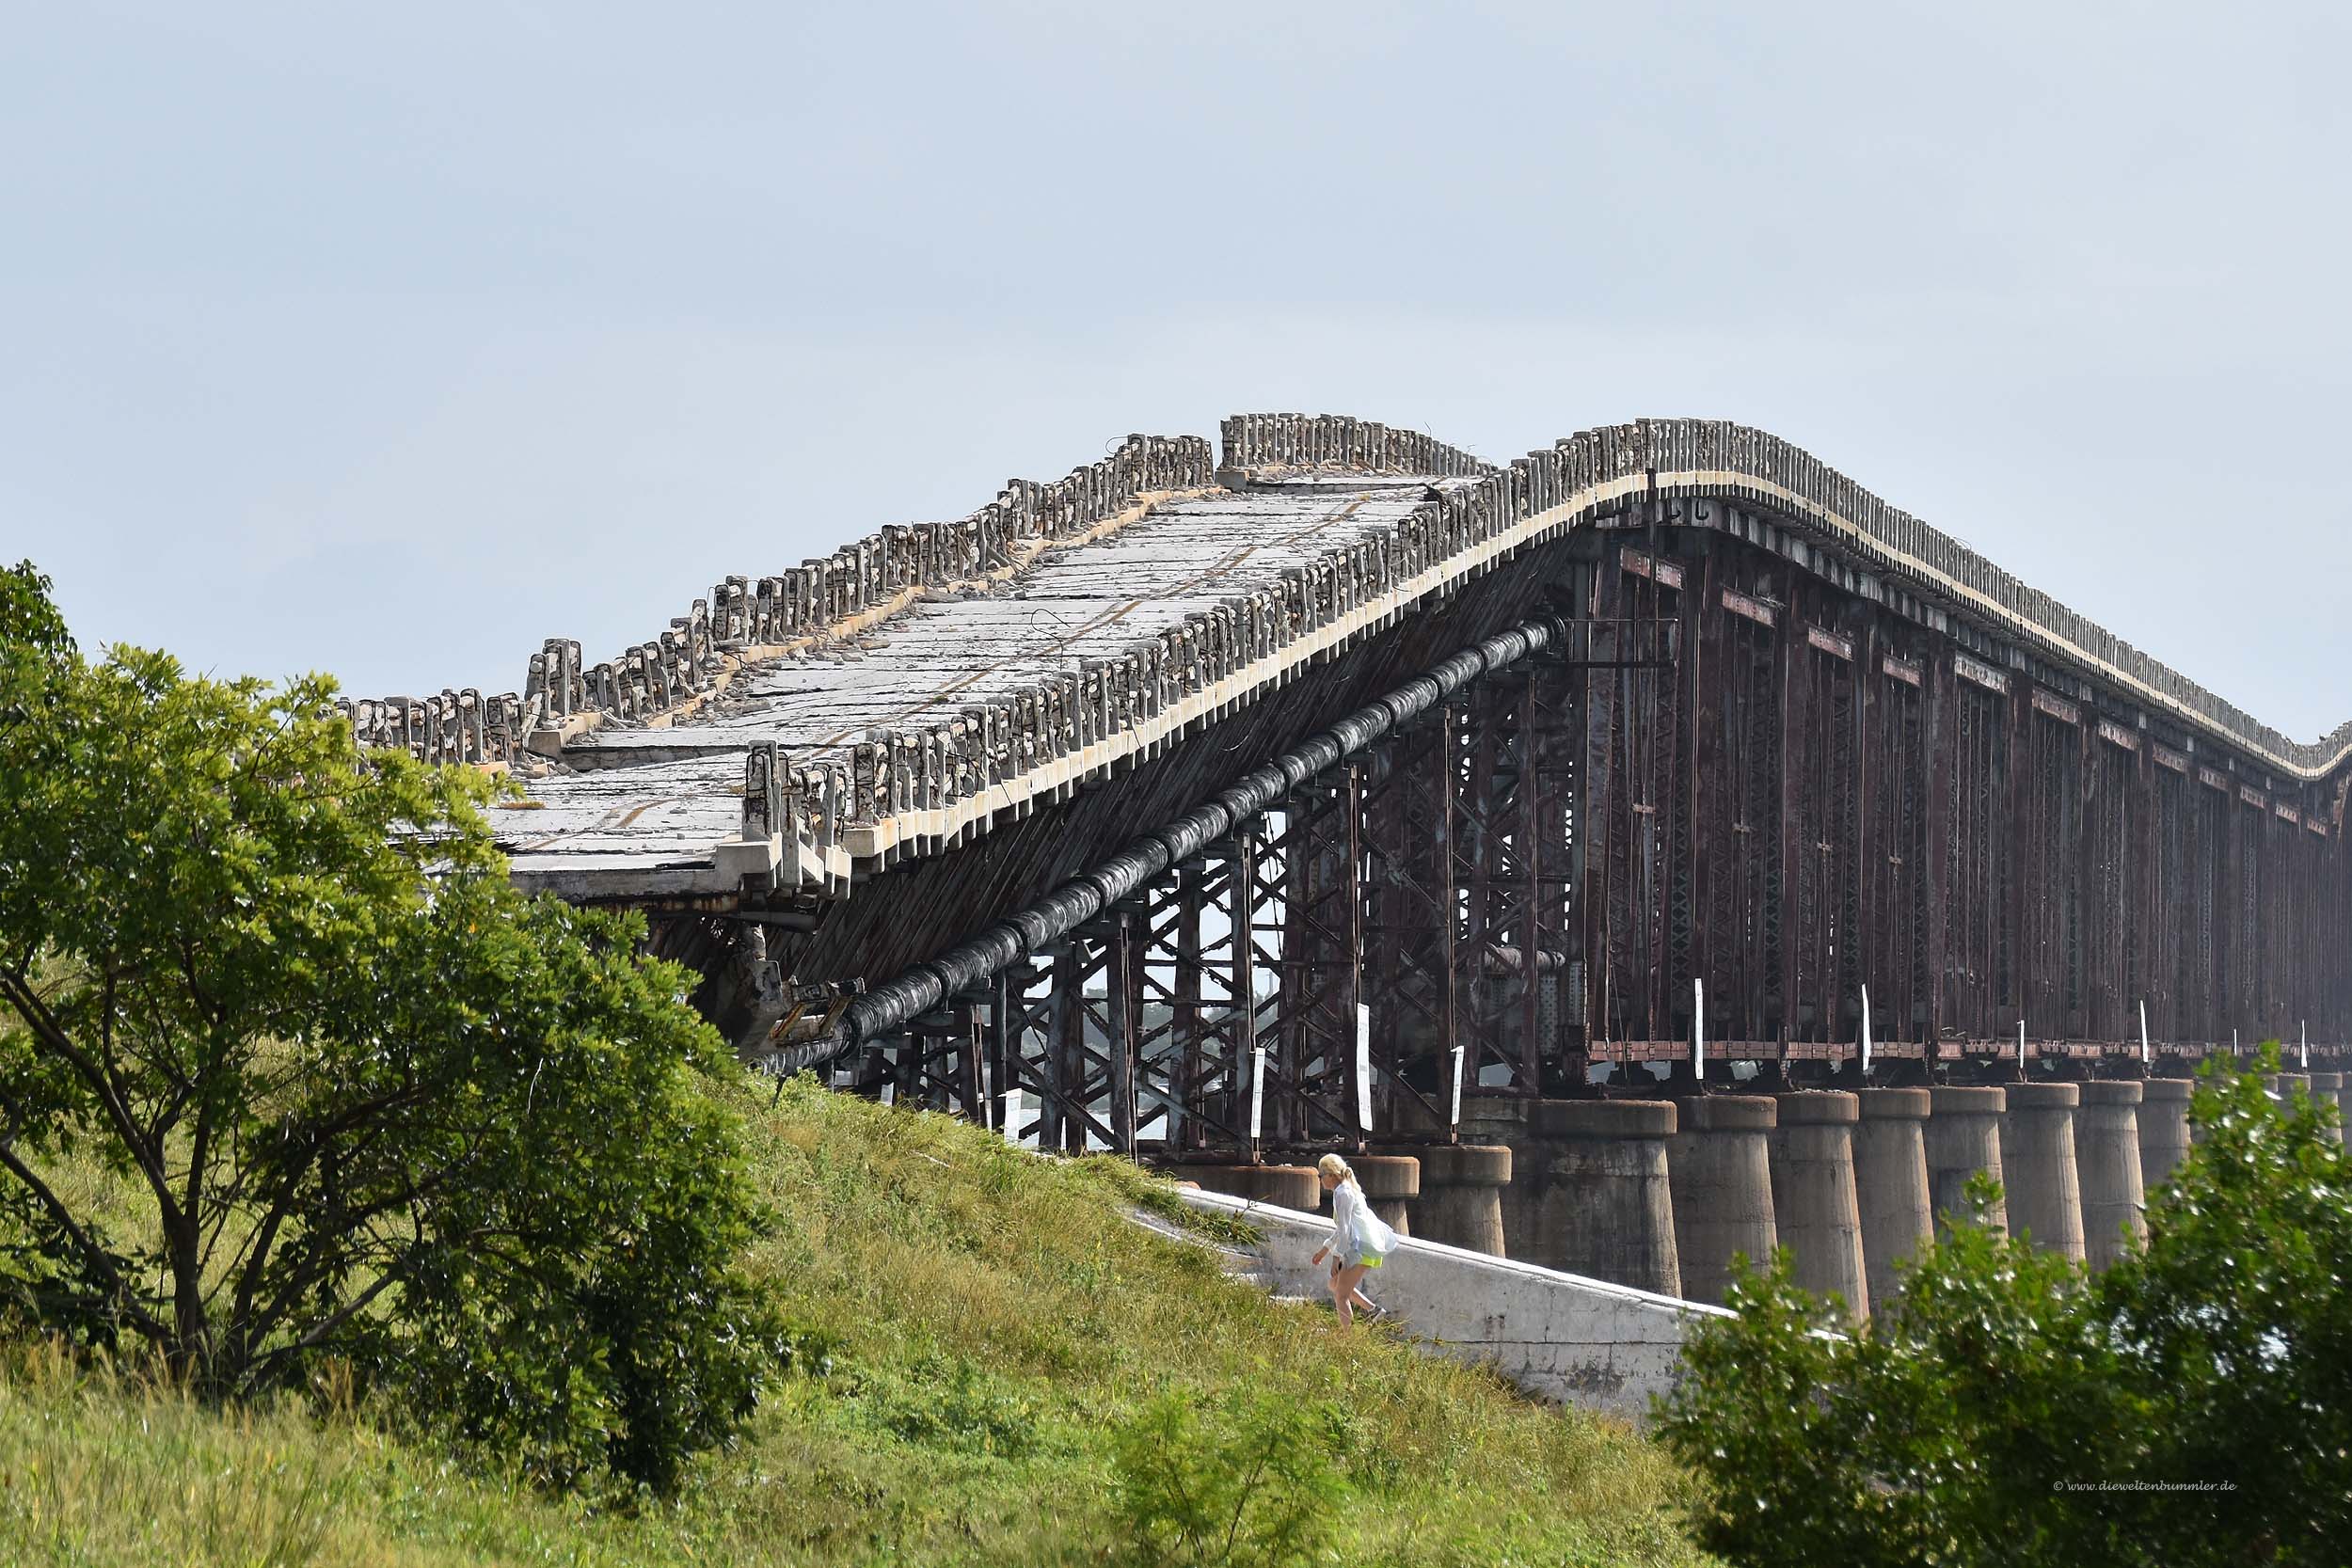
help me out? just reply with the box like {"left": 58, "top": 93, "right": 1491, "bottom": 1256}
{"left": 1219, "top": 412, "right": 2352, "bottom": 780}
{"left": 1217, "top": 412, "right": 1490, "bottom": 478}
{"left": 767, "top": 418, "right": 1749, "bottom": 879}
{"left": 1630, "top": 418, "right": 2352, "bottom": 777}
{"left": 340, "top": 690, "right": 531, "bottom": 767}
{"left": 774, "top": 411, "right": 2352, "bottom": 892}
{"left": 752, "top": 417, "right": 1636, "bottom": 879}
{"left": 338, "top": 432, "right": 1216, "bottom": 767}
{"left": 346, "top": 408, "right": 2350, "bottom": 889}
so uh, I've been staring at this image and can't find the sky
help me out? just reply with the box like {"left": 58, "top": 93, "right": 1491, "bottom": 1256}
{"left": 5, "top": 1, "right": 2348, "bottom": 739}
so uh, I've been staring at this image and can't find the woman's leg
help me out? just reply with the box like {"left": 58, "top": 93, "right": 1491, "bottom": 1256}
{"left": 1332, "top": 1262, "right": 1372, "bottom": 1329}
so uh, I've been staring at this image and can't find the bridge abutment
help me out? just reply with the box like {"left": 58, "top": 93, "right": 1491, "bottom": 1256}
{"left": 1666, "top": 1095, "right": 1778, "bottom": 1307}
{"left": 1770, "top": 1091, "right": 1868, "bottom": 1323}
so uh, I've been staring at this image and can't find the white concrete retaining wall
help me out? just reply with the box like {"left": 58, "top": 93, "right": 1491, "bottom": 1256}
{"left": 1178, "top": 1188, "right": 1730, "bottom": 1426}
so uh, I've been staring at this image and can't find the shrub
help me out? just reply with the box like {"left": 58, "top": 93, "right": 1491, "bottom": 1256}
{"left": 1110, "top": 1383, "right": 1353, "bottom": 1568}
{"left": 850, "top": 1351, "right": 1042, "bottom": 1457}
{"left": 1658, "top": 1046, "right": 2351, "bottom": 1567}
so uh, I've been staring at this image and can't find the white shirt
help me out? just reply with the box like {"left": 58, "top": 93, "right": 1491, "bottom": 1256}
{"left": 1327, "top": 1179, "right": 1396, "bottom": 1261}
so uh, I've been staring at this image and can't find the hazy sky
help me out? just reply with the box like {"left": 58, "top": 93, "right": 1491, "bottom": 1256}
{"left": 6, "top": 2, "right": 2347, "bottom": 738}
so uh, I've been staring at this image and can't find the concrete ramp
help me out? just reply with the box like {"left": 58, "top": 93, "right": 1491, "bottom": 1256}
{"left": 1175, "top": 1188, "right": 1730, "bottom": 1426}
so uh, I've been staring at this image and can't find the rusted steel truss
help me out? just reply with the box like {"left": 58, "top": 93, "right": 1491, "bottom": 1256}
{"left": 834, "top": 513, "right": 2348, "bottom": 1158}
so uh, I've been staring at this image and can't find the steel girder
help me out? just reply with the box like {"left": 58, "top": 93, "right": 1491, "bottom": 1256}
{"left": 827, "top": 511, "right": 2349, "bottom": 1159}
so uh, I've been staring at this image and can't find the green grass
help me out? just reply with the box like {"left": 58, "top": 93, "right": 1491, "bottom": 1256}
{"left": 0, "top": 1076, "right": 1711, "bottom": 1566}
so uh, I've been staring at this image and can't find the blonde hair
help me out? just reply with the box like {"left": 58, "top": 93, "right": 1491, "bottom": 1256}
{"left": 1316, "top": 1153, "right": 1355, "bottom": 1184}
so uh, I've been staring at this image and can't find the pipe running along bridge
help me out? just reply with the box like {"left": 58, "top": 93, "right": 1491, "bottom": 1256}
{"left": 343, "top": 413, "right": 2351, "bottom": 1307}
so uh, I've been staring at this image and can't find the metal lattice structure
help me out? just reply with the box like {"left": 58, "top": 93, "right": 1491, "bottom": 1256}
{"left": 349, "top": 413, "right": 2352, "bottom": 1161}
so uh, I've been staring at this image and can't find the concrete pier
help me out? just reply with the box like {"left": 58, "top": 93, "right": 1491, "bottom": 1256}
{"left": 2000, "top": 1083, "right": 2086, "bottom": 1261}
{"left": 2189, "top": 1067, "right": 2225, "bottom": 1148}
{"left": 2312, "top": 1072, "right": 2345, "bottom": 1144}
{"left": 2074, "top": 1081, "right": 2147, "bottom": 1271}
{"left": 1923, "top": 1086, "right": 2010, "bottom": 1236}
{"left": 1770, "top": 1091, "right": 1868, "bottom": 1322}
{"left": 1406, "top": 1145, "right": 1511, "bottom": 1257}
{"left": 2137, "top": 1078, "right": 2195, "bottom": 1193}
{"left": 1353, "top": 1154, "right": 1420, "bottom": 1235}
{"left": 1531, "top": 1100, "right": 1682, "bottom": 1298}
{"left": 1183, "top": 1164, "right": 1320, "bottom": 1212}
{"left": 1459, "top": 1098, "right": 1549, "bottom": 1267}
{"left": 1851, "top": 1087, "right": 1934, "bottom": 1312}
{"left": 1666, "top": 1095, "right": 1779, "bottom": 1307}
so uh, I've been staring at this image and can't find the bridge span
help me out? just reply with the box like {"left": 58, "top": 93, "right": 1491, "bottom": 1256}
{"left": 345, "top": 411, "right": 2349, "bottom": 1304}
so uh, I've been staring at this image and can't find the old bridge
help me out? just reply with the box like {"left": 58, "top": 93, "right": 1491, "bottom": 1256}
{"left": 343, "top": 412, "right": 2352, "bottom": 1313}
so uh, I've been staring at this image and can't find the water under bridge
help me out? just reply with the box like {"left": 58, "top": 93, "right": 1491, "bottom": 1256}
{"left": 342, "top": 412, "right": 2352, "bottom": 1313}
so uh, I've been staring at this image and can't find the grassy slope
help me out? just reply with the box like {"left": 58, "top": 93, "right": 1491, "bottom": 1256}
{"left": 0, "top": 1077, "right": 1709, "bottom": 1567}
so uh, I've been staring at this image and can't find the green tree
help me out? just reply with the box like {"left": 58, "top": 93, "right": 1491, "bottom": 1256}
{"left": 1658, "top": 1049, "right": 2350, "bottom": 1567}
{"left": 0, "top": 562, "right": 785, "bottom": 1491}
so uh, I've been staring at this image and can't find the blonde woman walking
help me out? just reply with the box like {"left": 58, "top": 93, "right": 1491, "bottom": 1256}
{"left": 1308, "top": 1153, "right": 1397, "bottom": 1329}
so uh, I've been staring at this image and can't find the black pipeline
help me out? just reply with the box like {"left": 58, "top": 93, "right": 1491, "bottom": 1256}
{"left": 764, "top": 611, "right": 1565, "bottom": 1075}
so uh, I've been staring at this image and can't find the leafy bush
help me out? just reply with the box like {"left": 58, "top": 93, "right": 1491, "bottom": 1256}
{"left": 1110, "top": 1383, "right": 1354, "bottom": 1568}
{"left": 0, "top": 562, "right": 786, "bottom": 1492}
{"left": 850, "top": 1350, "right": 1042, "bottom": 1456}
{"left": 1658, "top": 1046, "right": 2351, "bottom": 1567}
